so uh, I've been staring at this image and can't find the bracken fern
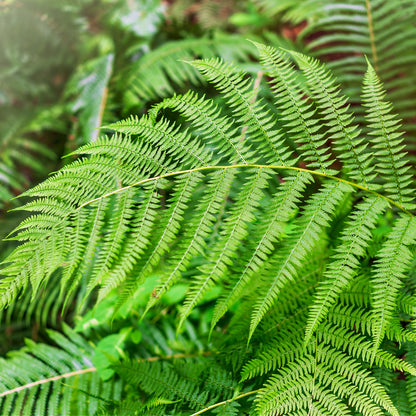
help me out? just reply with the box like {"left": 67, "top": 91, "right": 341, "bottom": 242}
{"left": 1, "top": 42, "right": 416, "bottom": 415}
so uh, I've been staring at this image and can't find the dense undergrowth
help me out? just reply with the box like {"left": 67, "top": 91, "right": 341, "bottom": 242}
{"left": 0, "top": 1, "right": 415, "bottom": 415}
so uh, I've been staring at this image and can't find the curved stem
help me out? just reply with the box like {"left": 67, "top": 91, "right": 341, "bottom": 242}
{"left": 190, "top": 389, "right": 261, "bottom": 416}
{"left": 0, "top": 351, "right": 213, "bottom": 398}
{"left": 76, "top": 164, "right": 413, "bottom": 216}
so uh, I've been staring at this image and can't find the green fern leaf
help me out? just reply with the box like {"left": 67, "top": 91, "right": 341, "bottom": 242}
{"left": 191, "top": 58, "right": 292, "bottom": 166}
{"left": 124, "top": 34, "right": 258, "bottom": 107}
{"left": 249, "top": 181, "right": 352, "bottom": 340}
{"left": 289, "top": 50, "right": 374, "bottom": 187}
{"left": 254, "top": 43, "right": 336, "bottom": 175}
{"left": 371, "top": 215, "right": 416, "bottom": 360}
{"left": 211, "top": 171, "right": 311, "bottom": 331}
{"left": 305, "top": 195, "right": 388, "bottom": 344}
{"left": 107, "top": 115, "right": 212, "bottom": 168}
{"left": 0, "top": 325, "right": 121, "bottom": 415}
{"left": 150, "top": 90, "right": 249, "bottom": 164}
{"left": 362, "top": 61, "right": 415, "bottom": 210}
{"left": 179, "top": 167, "right": 271, "bottom": 328}
{"left": 145, "top": 169, "right": 235, "bottom": 314}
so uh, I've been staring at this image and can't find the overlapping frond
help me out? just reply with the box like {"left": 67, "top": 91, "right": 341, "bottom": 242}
{"left": 149, "top": 90, "right": 248, "bottom": 164}
{"left": 123, "top": 34, "right": 258, "bottom": 109}
{"left": 305, "top": 196, "right": 388, "bottom": 344}
{"left": 370, "top": 215, "right": 416, "bottom": 358}
{"left": 179, "top": 167, "right": 271, "bottom": 328}
{"left": 362, "top": 62, "right": 415, "bottom": 210}
{"left": 0, "top": 325, "right": 122, "bottom": 416}
{"left": 249, "top": 180, "right": 351, "bottom": 339}
{"left": 0, "top": 112, "right": 55, "bottom": 209}
{"left": 211, "top": 171, "right": 311, "bottom": 330}
{"left": 191, "top": 57, "right": 292, "bottom": 165}
{"left": 0, "top": 42, "right": 415, "bottom": 416}
{"left": 255, "top": 43, "right": 336, "bottom": 175}
{"left": 240, "top": 261, "right": 416, "bottom": 415}
{"left": 113, "top": 358, "right": 237, "bottom": 413}
{"left": 289, "top": 51, "right": 374, "bottom": 187}
{"left": 256, "top": 0, "right": 416, "bottom": 157}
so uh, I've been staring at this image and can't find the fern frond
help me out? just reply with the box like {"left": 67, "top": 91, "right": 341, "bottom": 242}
{"left": 179, "top": 168, "right": 271, "bottom": 328}
{"left": 211, "top": 171, "right": 312, "bottom": 330}
{"left": 305, "top": 195, "right": 388, "bottom": 344}
{"left": 0, "top": 112, "right": 56, "bottom": 208}
{"left": 405, "top": 342, "right": 416, "bottom": 415}
{"left": 116, "top": 172, "right": 204, "bottom": 306}
{"left": 149, "top": 90, "right": 249, "bottom": 164}
{"left": 0, "top": 325, "right": 122, "bottom": 416}
{"left": 371, "top": 215, "right": 416, "bottom": 359}
{"left": 124, "top": 34, "right": 257, "bottom": 107}
{"left": 94, "top": 183, "right": 160, "bottom": 303}
{"left": 249, "top": 181, "right": 351, "bottom": 339}
{"left": 85, "top": 188, "right": 137, "bottom": 299}
{"left": 362, "top": 62, "right": 415, "bottom": 210}
{"left": 274, "top": 0, "right": 416, "bottom": 154}
{"left": 0, "top": 272, "right": 84, "bottom": 355}
{"left": 145, "top": 169, "right": 235, "bottom": 314}
{"left": 255, "top": 344, "right": 399, "bottom": 416}
{"left": 289, "top": 50, "right": 374, "bottom": 187}
{"left": 106, "top": 115, "right": 212, "bottom": 168}
{"left": 70, "top": 133, "right": 178, "bottom": 178}
{"left": 317, "top": 323, "right": 416, "bottom": 376}
{"left": 191, "top": 58, "right": 292, "bottom": 165}
{"left": 1, "top": 42, "right": 415, "bottom": 415}
{"left": 254, "top": 43, "right": 336, "bottom": 175}
{"left": 113, "top": 358, "right": 238, "bottom": 413}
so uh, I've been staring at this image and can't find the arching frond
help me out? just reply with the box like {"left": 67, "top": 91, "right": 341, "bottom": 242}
{"left": 1, "top": 42, "right": 415, "bottom": 415}
{"left": 362, "top": 62, "right": 415, "bottom": 210}
{"left": 255, "top": 0, "right": 416, "bottom": 161}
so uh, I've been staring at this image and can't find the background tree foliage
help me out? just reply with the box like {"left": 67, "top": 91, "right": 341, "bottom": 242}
{"left": 0, "top": 1, "right": 415, "bottom": 415}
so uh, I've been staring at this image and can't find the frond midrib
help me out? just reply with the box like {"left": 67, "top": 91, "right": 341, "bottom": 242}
{"left": 11, "top": 163, "right": 412, "bottom": 257}
{"left": 73, "top": 164, "right": 413, "bottom": 216}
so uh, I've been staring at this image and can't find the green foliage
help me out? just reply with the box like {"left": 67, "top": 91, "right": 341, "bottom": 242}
{"left": 123, "top": 34, "right": 258, "bottom": 110}
{"left": 1, "top": 39, "right": 415, "bottom": 415}
{"left": 1, "top": 1, "right": 416, "bottom": 415}
{"left": 65, "top": 53, "right": 114, "bottom": 146}
{"left": 0, "top": 325, "right": 122, "bottom": 415}
{"left": 0, "top": 111, "right": 56, "bottom": 210}
{"left": 255, "top": 0, "right": 416, "bottom": 156}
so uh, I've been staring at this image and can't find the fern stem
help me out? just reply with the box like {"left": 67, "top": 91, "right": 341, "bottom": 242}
{"left": 239, "top": 70, "right": 264, "bottom": 143}
{"left": 12, "top": 164, "right": 410, "bottom": 248}
{"left": 0, "top": 367, "right": 96, "bottom": 398}
{"left": 189, "top": 389, "right": 261, "bottom": 416}
{"left": 307, "top": 338, "right": 318, "bottom": 416}
{"left": 75, "top": 164, "right": 413, "bottom": 216}
{"left": 0, "top": 351, "right": 213, "bottom": 398}
{"left": 366, "top": 0, "right": 378, "bottom": 70}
